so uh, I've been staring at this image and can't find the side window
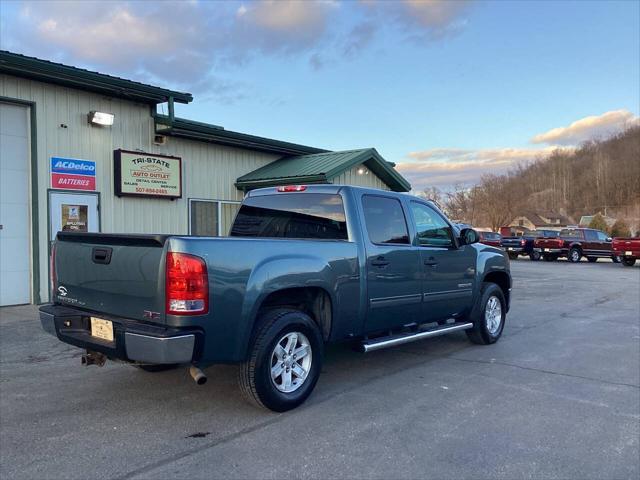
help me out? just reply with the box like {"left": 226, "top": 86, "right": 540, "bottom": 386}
{"left": 362, "top": 195, "right": 410, "bottom": 245}
{"left": 584, "top": 230, "right": 598, "bottom": 241}
{"left": 596, "top": 231, "right": 609, "bottom": 241}
{"left": 410, "top": 202, "right": 454, "bottom": 247}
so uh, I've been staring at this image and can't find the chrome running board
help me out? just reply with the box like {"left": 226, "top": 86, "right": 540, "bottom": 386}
{"left": 361, "top": 322, "right": 473, "bottom": 353}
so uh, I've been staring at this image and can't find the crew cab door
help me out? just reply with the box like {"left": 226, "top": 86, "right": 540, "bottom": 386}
{"left": 595, "top": 230, "right": 613, "bottom": 257}
{"left": 407, "top": 201, "right": 476, "bottom": 322}
{"left": 361, "top": 194, "right": 423, "bottom": 333}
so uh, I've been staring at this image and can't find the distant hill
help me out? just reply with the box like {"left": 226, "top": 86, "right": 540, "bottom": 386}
{"left": 441, "top": 126, "right": 640, "bottom": 231}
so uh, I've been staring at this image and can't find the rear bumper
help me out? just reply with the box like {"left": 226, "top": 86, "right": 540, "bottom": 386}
{"left": 39, "top": 304, "right": 202, "bottom": 364}
{"left": 535, "top": 247, "right": 563, "bottom": 254}
{"left": 503, "top": 247, "right": 524, "bottom": 253}
{"left": 614, "top": 250, "right": 640, "bottom": 258}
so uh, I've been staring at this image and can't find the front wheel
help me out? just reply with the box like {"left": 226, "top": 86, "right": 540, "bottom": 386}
{"left": 238, "top": 309, "right": 323, "bottom": 412}
{"left": 568, "top": 247, "right": 582, "bottom": 263}
{"left": 529, "top": 250, "right": 541, "bottom": 261}
{"left": 622, "top": 257, "right": 636, "bottom": 267}
{"left": 466, "top": 283, "right": 506, "bottom": 345}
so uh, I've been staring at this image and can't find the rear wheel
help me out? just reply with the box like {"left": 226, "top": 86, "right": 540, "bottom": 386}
{"left": 238, "top": 309, "right": 323, "bottom": 412}
{"left": 568, "top": 247, "right": 582, "bottom": 263}
{"left": 508, "top": 253, "right": 518, "bottom": 261}
{"left": 466, "top": 283, "right": 506, "bottom": 345}
{"left": 622, "top": 257, "right": 636, "bottom": 267}
{"left": 611, "top": 255, "right": 621, "bottom": 263}
{"left": 587, "top": 257, "right": 597, "bottom": 263}
{"left": 529, "top": 250, "right": 541, "bottom": 261}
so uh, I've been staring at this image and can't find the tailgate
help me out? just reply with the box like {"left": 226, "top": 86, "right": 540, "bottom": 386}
{"left": 53, "top": 232, "right": 168, "bottom": 323}
{"left": 501, "top": 238, "right": 523, "bottom": 247}
{"left": 535, "top": 238, "right": 561, "bottom": 248}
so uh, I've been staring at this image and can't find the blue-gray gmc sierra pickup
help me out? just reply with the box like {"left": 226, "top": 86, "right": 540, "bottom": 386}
{"left": 40, "top": 185, "right": 511, "bottom": 411}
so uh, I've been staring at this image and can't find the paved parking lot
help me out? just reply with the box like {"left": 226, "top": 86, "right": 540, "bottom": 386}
{"left": 1, "top": 260, "right": 639, "bottom": 480}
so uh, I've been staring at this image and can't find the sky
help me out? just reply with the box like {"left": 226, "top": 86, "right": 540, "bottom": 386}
{"left": 1, "top": 0, "right": 638, "bottom": 192}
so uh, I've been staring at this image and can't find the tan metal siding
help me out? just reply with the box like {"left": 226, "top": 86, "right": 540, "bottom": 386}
{"left": 332, "top": 164, "right": 390, "bottom": 190}
{"left": 1, "top": 74, "right": 279, "bottom": 301}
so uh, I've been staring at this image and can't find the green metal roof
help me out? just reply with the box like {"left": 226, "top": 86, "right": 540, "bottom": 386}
{"left": 235, "top": 148, "right": 411, "bottom": 192}
{"left": 156, "top": 116, "right": 326, "bottom": 156}
{"left": 0, "top": 50, "right": 193, "bottom": 105}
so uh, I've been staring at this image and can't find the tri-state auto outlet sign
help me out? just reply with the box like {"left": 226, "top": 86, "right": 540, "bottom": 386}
{"left": 50, "top": 157, "right": 96, "bottom": 191}
{"left": 114, "top": 150, "right": 182, "bottom": 199}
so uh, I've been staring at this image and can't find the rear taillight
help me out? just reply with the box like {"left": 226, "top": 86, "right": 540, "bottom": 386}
{"left": 277, "top": 185, "right": 307, "bottom": 192}
{"left": 520, "top": 239, "right": 526, "bottom": 246}
{"left": 166, "top": 252, "right": 209, "bottom": 315}
{"left": 50, "top": 243, "right": 57, "bottom": 299}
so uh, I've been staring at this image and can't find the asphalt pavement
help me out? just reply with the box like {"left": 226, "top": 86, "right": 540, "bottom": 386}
{"left": 1, "top": 259, "right": 639, "bottom": 479}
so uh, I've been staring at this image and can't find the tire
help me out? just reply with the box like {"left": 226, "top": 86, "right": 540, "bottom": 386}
{"left": 622, "top": 257, "right": 636, "bottom": 267}
{"left": 238, "top": 309, "right": 323, "bottom": 412}
{"left": 529, "top": 251, "right": 541, "bottom": 261}
{"left": 465, "top": 283, "right": 506, "bottom": 345}
{"left": 611, "top": 255, "right": 621, "bottom": 264}
{"left": 587, "top": 257, "right": 597, "bottom": 263}
{"left": 568, "top": 247, "right": 582, "bottom": 263}
{"left": 508, "top": 253, "right": 518, "bottom": 261}
{"left": 135, "top": 364, "right": 178, "bottom": 372}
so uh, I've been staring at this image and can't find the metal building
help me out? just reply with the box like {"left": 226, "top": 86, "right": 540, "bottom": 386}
{"left": 0, "top": 50, "right": 410, "bottom": 306}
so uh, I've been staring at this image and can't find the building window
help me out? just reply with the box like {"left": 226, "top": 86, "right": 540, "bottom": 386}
{"left": 518, "top": 219, "right": 524, "bottom": 226}
{"left": 189, "top": 199, "right": 241, "bottom": 236}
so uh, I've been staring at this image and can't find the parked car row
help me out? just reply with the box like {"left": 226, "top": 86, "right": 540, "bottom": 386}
{"left": 477, "top": 227, "right": 639, "bottom": 266}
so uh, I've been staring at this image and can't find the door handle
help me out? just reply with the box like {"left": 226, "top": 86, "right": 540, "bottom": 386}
{"left": 371, "top": 256, "right": 390, "bottom": 267}
{"left": 424, "top": 258, "right": 438, "bottom": 267}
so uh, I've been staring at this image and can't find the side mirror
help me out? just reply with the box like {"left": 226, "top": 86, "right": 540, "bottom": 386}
{"left": 459, "top": 228, "right": 480, "bottom": 246}
{"left": 606, "top": 237, "right": 612, "bottom": 242}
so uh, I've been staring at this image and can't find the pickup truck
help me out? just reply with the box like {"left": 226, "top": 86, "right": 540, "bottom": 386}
{"left": 535, "top": 227, "right": 620, "bottom": 263}
{"left": 477, "top": 231, "right": 502, "bottom": 248}
{"left": 40, "top": 185, "right": 512, "bottom": 412}
{"left": 612, "top": 237, "right": 640, "bottom": 266}
{"left": 502, "top": 229, "right": 559, "bottom": 261}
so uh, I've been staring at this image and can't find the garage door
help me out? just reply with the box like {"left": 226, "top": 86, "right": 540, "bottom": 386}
{"left": 0, "top": 103, "right": 31, "bottom": 306}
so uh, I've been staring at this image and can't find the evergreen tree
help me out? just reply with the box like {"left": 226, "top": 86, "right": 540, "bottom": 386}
{"left": 610, "top": 219, "right": 631, "bottom": 237}
{"left": 588, "top": 213, "right": 608, "bottom": 232}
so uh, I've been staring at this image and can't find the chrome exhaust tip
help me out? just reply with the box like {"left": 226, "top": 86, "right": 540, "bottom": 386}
{"left": 189, "top": 366, "right": 207, "bottom": 385}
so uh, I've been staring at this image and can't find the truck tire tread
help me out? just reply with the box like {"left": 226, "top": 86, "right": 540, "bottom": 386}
{"left": 238, "top": 308, "right": 323, "bottom": 412}
{"left": 465, "top": 282, "right": 506, "bottom": 345}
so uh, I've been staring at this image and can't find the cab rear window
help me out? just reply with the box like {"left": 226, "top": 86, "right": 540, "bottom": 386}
{"left": 230, "top": 193, "right": 348, "bottom": 240}
{"left": 560, "top": 229, "right": 583, "bottom": 239}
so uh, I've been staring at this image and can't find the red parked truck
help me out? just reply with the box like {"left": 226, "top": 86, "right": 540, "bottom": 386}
{"left": 612, "top": 237, "right": 640, "bottom": 266}
{"left": 477, "top": 231, "right": 502, "bottom": 248}
{"left": 534, "top": 227, "right": 620, "bottom": 263}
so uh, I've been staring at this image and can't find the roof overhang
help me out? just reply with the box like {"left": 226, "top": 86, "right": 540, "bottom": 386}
{"left": 0, "top": 50, "right": 192, "bottom": 105}
{"left": 156, "top": 116, "right": 326, "bottom": 156}
{"left": 235, "top": 148, "right": 411, "bottom": 192}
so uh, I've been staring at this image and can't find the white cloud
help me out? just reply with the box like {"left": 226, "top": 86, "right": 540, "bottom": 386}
{"left": 531, "top": 110, "right": 640, "bottom": 146}
{"left": 1, "top": 0, "right": 473, "bottom": 98}
{"left": 397, "top": 146, "right": 572, "bottom": 191}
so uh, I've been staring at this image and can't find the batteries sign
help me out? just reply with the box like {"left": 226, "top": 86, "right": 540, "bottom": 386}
{"left": 50, "top": 157, "right": 96, "bottom": 191}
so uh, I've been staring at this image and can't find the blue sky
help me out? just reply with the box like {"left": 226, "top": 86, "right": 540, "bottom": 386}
{"left": 1, "top": 0, "right": 638, "bottom": 191}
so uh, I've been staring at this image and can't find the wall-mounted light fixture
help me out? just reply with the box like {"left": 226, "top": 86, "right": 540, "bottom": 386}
{"left": 357, "top": 166, "right": 369, "bottom": 175}
{"left": 88, "top": 111, "right": 114, "bottom": 126}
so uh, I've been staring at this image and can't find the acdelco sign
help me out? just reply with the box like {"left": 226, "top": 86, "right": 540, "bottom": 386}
{"left": 50, "top": 157, "right": 96, "bottom": 191}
